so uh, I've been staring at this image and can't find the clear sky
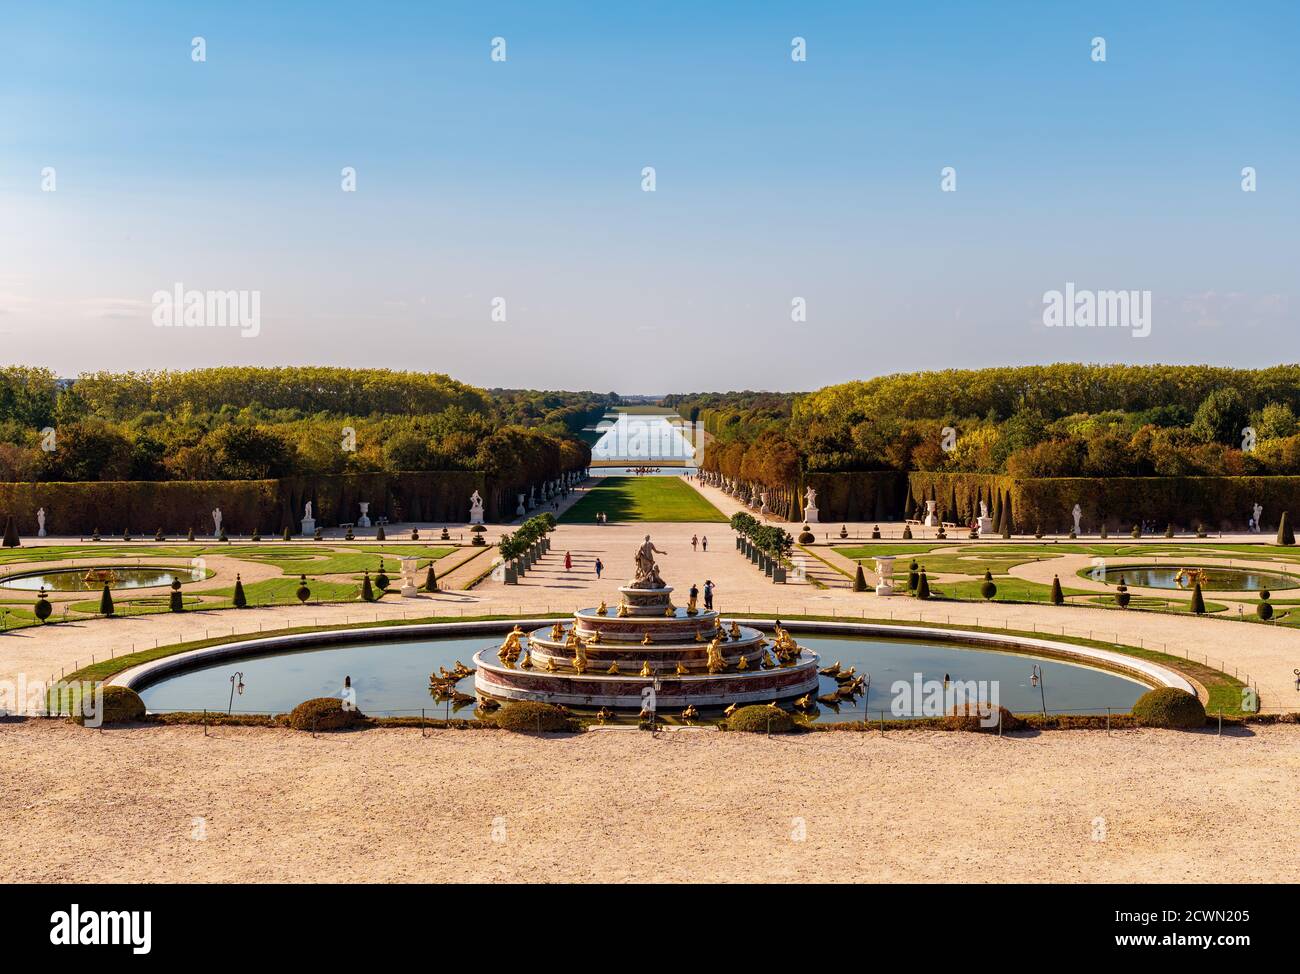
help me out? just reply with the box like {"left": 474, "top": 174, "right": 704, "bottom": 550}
{"left": 2, "top": 1, "right": 1296, "bottom": 393}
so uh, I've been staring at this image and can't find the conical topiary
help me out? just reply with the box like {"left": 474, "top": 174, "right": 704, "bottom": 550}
{"left": 916, "top": 569, "right": 931, "bottom": 600}
{"left": 1050, "top": 574, "right": 1064, "bottom": 605}
{"left": 1099, "top": 523, "right": 1108, "bottom": 540}
{"left": 1165, "top": 523, "right": 1174, "bottom": 539}
{"left": 1277, "top": 511, "right": 1295, "bottom": 546}
{"left": 169, "top": 578, "right": 184, "bottom": 612}
{"left": 852, "top": 562, "right": 867, "bottom": 592}
{"left": 360, "top": 571, "right": 375, "bottom": 602}
{"left": 1131, "top": 524, "right": 1141, "bottom": 539}
{"left": 34, "top": 588, "right": 52, "bottom": 623}
{"left": 871, "top": 525, "right": 881, "bottom": 539}
{"left": 980, "top": 570, "right": 997, "bottom": 601}
{"left": 1190, "top": 580, "right": 1205, "bottom": 615}
{"left": 376, "top": 525, "right": 386, "bottom": 541}
{"left": 155, "top": 527, "right": 164, "bottom": 542}
{"left": 283, "top": 525, "right": 292, "bottom": 541}
{"left": 251, "top": 527, "right": 261, "bottom": 541}
{"left": 99, "top": 582, "right": 114, "bottom": 617}
{"left": 424, "top": 562, "right": 438, "bottom": 592}
{"left": 91, "top": 526, "right": 100, "bottom": 541}
{"left": 218, "top": 526, "right": 228, "bottom": 542}
{"left": 232, "top": 573, "right": 247, "bottom": 608}
{"left": 907, "top": 560, "right": 919, "bottom": 592}
{"left": 122, "top": 527, "right": 130, "bottom": 542}
{"left": 902, "top": 524, "right": 913, "bottom": 540}
{"left": 345, "top": 527, "right": 354, "bottom": 541}
{"left": 1, "top": 514, "right": 19, "bottom": 548}
{"left": 1115, "top": 575, "right": 1130, "bottom": 608}
{"left": 296, "top": 574, "right": 311, "bottom": 604}
{"left": 313, "top": 527, "right": 322, "bottom": 541}
{"left": 1256, "top": 589, "right": 1273, "bottom": 621}
{"left": 186, "top": 527, "right": 195, "bottom": 542}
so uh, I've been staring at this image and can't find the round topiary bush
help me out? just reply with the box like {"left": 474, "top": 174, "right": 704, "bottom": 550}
{"left": 797, "top": 524, "right": 815, "bottom": 544}
{"left": 980, "top": 570, "right": 997, "bottom": 600}
{"left": 288, "top": 696, "right": 365, "bottom": 731}
{"left": 1257, "top": 590, "right": 1273, "bottom": 620}
{"left": 75, "top": 685, "right": 146, "bottom": 725}
{"left": 1131, "top": 687, "right": 1206, "bottom": 729}
{"left": 726, "top": 704, "right": 796, "bottom": 733}
{"left": 493, "top": 700, "right": 576, "bottom": 733}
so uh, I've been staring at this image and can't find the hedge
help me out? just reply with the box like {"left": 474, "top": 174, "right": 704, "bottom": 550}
{"left": 493, "top": 701, "right": 577, "bottom": 732}
{"left": 73, "top": 685, "right": 146, "bottom": 725}
{"left": 287, "top": 697, "right": 366, "bottom": 731}
{"left": 725, "top": 705, "right": 797, "bottom": 733}
{"left": 1131, "top": 688, "right": 1206, "bottom": 729}
{"left": 0, "top": 467, "right": 584, "bottom": 534}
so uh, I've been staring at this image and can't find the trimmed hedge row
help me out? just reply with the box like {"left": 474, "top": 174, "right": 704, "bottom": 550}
{"left": 0, "top": 468, "right": 583, "bottom": 534}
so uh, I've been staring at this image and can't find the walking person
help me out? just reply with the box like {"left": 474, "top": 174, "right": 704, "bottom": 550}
{"left": 564, "top": 550, "right": 573, "bottom": 572}
{"left": 701, "top": 535, "right": 708, "bottom": 552}
{"left": 594, "top": 557, "right": 603, "bottom": 579}
{"left": 689, "top": 582, "right": 699, "bottom": 611}
{"left": 691, "top": 534, "right": 698, "bottom": 551}
{"left": 703, "top": 579, "right": 715, "bottom": 610}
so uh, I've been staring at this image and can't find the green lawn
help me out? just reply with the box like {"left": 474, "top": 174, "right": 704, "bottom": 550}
{"left": 560, "top": 476, "right": 726, "bottom": 523}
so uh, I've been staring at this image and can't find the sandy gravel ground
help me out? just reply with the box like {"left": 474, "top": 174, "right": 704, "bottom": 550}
{"left": 3, "top": 720, "right": 1298, "bottom": 884}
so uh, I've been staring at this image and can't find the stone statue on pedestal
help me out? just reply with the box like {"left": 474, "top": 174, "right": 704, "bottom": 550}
{"left": 469, "top": 490, "right": 485, "bottom": 525}
{"left": 1072, "top": 504, "right": 1083, "bottom": 535}
{"left": 212, "top": 507, "right": 223, "bottom": 536}
{"left": 632, "top": 535, "right": 667, "bottom": 588}
{"left": 37, "top": 507, "right": 46, "bottom": 537}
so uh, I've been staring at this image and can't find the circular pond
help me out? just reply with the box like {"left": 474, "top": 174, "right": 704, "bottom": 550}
{"left": 135, "top": 631, "right": 1150, "bottom": 723}
{"left": 0, "top": 565, "right": 206, "bottom": 592}
{"left": 1093, "top": 565, "right": 1298, "bottom": 592}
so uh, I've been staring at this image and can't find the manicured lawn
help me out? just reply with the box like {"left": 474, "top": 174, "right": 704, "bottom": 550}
{"left": 560, "top": 476, "right": 726, "bottom": 523}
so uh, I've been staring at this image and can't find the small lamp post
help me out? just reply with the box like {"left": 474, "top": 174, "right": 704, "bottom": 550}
{"left": 1030, "top": 664, "right": 1047, "bottom": 716}
{"left": 228, "top": 671, "right": 245, "bottom": 714}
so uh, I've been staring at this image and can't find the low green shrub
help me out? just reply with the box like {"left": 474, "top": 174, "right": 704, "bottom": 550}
{"left": 493, "top": 700, "right": 576, "bottom": 732}
{"left": 1132, "top": 687, "right": 1206, "bottom": 729}
{"left": 725, "top": 704, "right": 796, "bottom": 733}
{"left": 288, "top": 696, "right": 365, "bottom": 731}
{"left": 940, "top": 703, "right": 1024, "bottom": 732}
{"left": 74, "top": 685, "right": 146, "bottom": 725}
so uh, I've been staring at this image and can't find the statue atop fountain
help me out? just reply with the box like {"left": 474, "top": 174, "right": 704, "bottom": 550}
{"left": 632, "top": 535, "right": 667, "bottom": 588}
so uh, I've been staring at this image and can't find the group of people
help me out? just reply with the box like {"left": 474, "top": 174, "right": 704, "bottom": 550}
{"left": 689, "top": 533, "right": 708, "bottom": 551}
{"left": 688, "top": 579, "right": 717, "bottom": 610}
{"left": 593, "top": 512, "right": 609, "bottom": 524}
{"left": 562, "top": 550, "right": 604, "bottom": 578}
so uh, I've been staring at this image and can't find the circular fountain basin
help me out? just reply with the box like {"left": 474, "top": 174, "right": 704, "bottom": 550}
{"left": 125, "top": 621, "right": 1165, "bottom": 723}
{"left": 1092, "top": 564, "right": 1299, "bottom": 592}
{"left": 0, "top": 565, "right": 207, "bottom": 592}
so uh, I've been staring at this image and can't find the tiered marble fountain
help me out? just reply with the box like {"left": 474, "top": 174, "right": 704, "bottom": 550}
{"left": 474, "top": 536, "right": 820, "bottom": 709}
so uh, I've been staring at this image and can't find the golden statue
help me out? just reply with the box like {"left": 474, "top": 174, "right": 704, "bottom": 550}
{"left": 760, "top": 650, "right": 775, "bottom": 669}
{"left": 519, "top": 651, "right": 532, "bottom": 669}
{"left": 706, "top": 636, "right": 726, "bottom": 674}
{"left": 498, "top": 625, "right": 525, "bottom": 660}
{"left": 606, "top": 661, "right": 620, "bottom": 675}
{"left": 571, "top": 635, "right": 588, "bottom": 674}
{"left": 617, "top": 603, "right": 630, "bottom": 617}
{"left": 681, "top": 704, "right": 699, "bottom": 721}
{"left": 686, "top": 592, "right": 698, "bottom": 614}
{"left": 642, "top": 631, "right": 654, "bottom": 645}
{"left": 728, "top": 620, "right": 741, "bottom": 640}
{"left": 695, "top": 631, "right": 707, "bottom": 642}
{"left": 723, "top": 702, "right": 738, "bottom": 718}
{"left": 819, "top": 661, "right": 841, "bottom": 676}
{"left": 675, "top": 661, "right": 690, "bottom": 675}
{"left": 544, "top": 655, "right": 557, "bottom": 672}
{"left": 596, "top": 601, "right": 608, "bottom": 616}
{"left": 587, "top": 628, "right": 601, "bottom": 644}
{"left": 639, "top": 660, "right": 653, "bottom": 677}
{"left": 1175, "top": 567, "right": 1207, "bottom": 589}
{"left": 736, "top": 654, "right": 749, "bottom": 671}
{"left": 664, "top": 605, "right": 675, "bottom": 617}
{"left": 550, "top": 622, "right": 565, "bottom": 641}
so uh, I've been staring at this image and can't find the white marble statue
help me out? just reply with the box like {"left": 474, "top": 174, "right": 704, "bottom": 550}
{"left": 1253, "top": 503, "right": 1263, "bottom": 533}
{"left": 212, "top": 507, "right": 223, "bottom": 535}
{"left": 357, "top": 501, "right": 371, "bottom": 528}
{"left": 803, "top": 485, "right": 819, "bottom": 523}
{"left": 804, "top": 486, "right": 817, "bottom": 509}
{"left": 979, "top": 501, "right": 988, "bottom": 519}
{"left": 1072, "top": 503, "right": 1083, "bottom": 535}
{"left": 301, "top": 501, "right": 316, "bottom": 535}
{"left": 633, "top": 535, "right": 667, "bottom": 588}
{"left": 304, "top": 501, "right": 313, "bottom": 521}
{"left": 37, "top": 507, "right": 46, "bottom": 537}
{"left": 923, "top": 499, "right": 938, "bottom": 527}
{"left": 469, "top": 490, "right": 485, "bottom": 525}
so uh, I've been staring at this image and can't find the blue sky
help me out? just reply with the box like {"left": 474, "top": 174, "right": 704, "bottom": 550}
{"left": 2, "top": 1, "right": 1296, "bottom": 392}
